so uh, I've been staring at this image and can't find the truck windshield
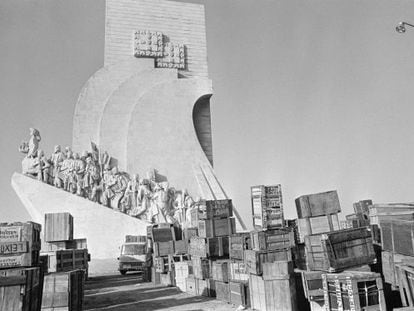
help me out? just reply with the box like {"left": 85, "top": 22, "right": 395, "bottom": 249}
{"left": 122, "top": 244, "right": 146, "bottom": 255}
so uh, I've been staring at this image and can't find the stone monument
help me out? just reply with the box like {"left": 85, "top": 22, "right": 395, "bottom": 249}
{"left": 12, "top": 0, "right": 246, "bottom": 274}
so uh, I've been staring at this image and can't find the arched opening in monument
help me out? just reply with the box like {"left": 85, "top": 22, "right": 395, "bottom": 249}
{"left": 192, "top": 95, "right": 214, "bottom": 166}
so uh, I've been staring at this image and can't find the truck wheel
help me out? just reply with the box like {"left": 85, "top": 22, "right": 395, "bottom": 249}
{"left": 120, "top": 270, "right": 127, "bottom": 275}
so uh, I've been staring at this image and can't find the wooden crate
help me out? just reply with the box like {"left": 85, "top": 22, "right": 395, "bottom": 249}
{"left": 292, "top": 244, "right": 307, "bottom": 270}
{"left": 153, "top": 241, "right": 174, "bottom": 257}
{"left": 160, "top": 271, "right": 175, "bottom": 287}
{"left": 262, "top": 260, "right": 293, "bottom": 281}
{"left": 185, "top": 276, "right": 213, "bottom": 296}
{"left": 300, "top": 270, "right": 324, "bottom": 301}
{"left": 216, "top": 280, "right": 231, "bottom": 302}
{"left": 345, "top": 213, "right": 370, "bottom": 228}
{"left": 0, "top": 267, "right": 43, "bottom": 311}
{"left": 229, "top": 261, "right": 249, "bottom": 282}
{"left": 0, "top": 222, "right": 41, "bottom": 269}
{"left": 151, "top": 224, "right": 176, "bottom": 242}
{"left": 189, "top": 237, "right": 207, "bottom": 258}
{"left": 175, "top": 261, "right": 191, "bottom": 291}
{"left": 371, "top": 224, "right": 381, "bottom": 245}
{"left": 174, "top": 240, "right": 187, "bottom": 255}
{"left": 192, "top": 257, "right": 210, "bottom": 280}
{"left": 252, "top": 209, "right": 285, "bottom": 230}
{"left": 251, "top": 185, "right": 282, "bottom": 198}
{"left": 42, "top": 239, "right": 88, "bottom": 252}
{"left": 249, "top": 274, "right": 298, "bottom": 311}
{"left": 251, "top": 228, "right": 295, "bottom": 251}
{"left": 382, "top": 251, "right": 414, "bottom": 287}
{"left": 381, "top": 219, "right": 414, "bottom": 256}
{"left": 229, "top": 280, "right": 249, "bottom": 307}
{"left": 154, "top": 256, "right": 167, "bottom": 273}
{"left": 44, "top": 213, "right": 73, "bottom": 242}
{"left": 207, "top": 236, "right": 229, "bottom": 258}
{"left": 186, "top": 276, "right": 197, "bottom": 295}
{"left": 197, "top": 278, "right": 209, "bottom": 297}
{"left": 369, "top": 203, "right": 414, "bottom": 226}
{"left": 297, "top": 213, "right": 340, "bottom": 243}
{"left": 322, "top": 271, "right": 386, "bottom": 311}
{"left": 183, "top": 228, "right": 198, "bottom": 242}
{"left": 198, "top": 217, "right": 235, "bottom": 238}
{"left": 125, "top": 235, "right": 146, "bottom": 243}
{"left": 304, "top": 227, "right": 376, "bottom": 272}
{"left": 41, "top": 249, "right": 88, "bottom": 273}
{"left": 200, "top": 199, "right": 233, "bottom": 219}
{"left": 295, "top": 190, "right": 341, "bottom": 218}
{"left": 42, "top": 269, "right": 84, "bottom": 311}
{"left": 244, "top": 248, "right": 292, "bottom": 276}
{"left": 211, "top": 260, "right": 229, "bottom": 283}
{"left": 395, "top": 264, "right": 414, "bottom": 307}
{"left": 229, "top": 232, "right": 251, "bottom": 261}
{"left": 353, "top": 200, "right": 373, "bottom": 217}
{"left": 151, "top": 266, "right": 161, "bottom": 285}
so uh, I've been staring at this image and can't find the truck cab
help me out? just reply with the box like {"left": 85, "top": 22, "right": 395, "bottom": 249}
{"left": 118, "top": 241, "right": 151, "bottom": 277}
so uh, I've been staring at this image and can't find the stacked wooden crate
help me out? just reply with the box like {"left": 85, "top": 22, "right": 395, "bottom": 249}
{"left": 149, "top": 223, "right": 183, "bottom": 287}
{"left": 40, "top": 213, "right": 87, "bottom": 311}
{"left": 251, "top": 184, "right": 284, "bottom": 230}
{"left": 0, "top": 221, "right": 43, "bottom": 311}
{"left": 186, "top": 199, "right": 235, "bottom": 299}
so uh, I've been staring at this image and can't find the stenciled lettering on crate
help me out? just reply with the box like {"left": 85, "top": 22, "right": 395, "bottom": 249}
{"left": 251, "top": 184, "right": 284, "bottom": 230}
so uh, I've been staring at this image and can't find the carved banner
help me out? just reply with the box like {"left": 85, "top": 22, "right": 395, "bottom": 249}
{"left": 133, "top": 30, "right": 164, "bottom": 58}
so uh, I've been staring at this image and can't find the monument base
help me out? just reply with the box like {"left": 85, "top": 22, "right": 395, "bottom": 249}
{"left": 11, "top": 172, "right": 150, "bottom": 275}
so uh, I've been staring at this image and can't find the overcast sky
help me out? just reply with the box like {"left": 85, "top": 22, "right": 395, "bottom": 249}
{"left": 1, "top": 0, "right": 414, "bottom": 227}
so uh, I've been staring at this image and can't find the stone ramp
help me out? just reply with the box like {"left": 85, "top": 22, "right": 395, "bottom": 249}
{"left": 11, "top": 172, "right": 150, "bottom": 274}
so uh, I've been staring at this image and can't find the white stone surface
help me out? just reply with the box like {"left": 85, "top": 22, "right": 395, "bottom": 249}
{"left": 11, "top": 172, "right": 150, "bottom": 274}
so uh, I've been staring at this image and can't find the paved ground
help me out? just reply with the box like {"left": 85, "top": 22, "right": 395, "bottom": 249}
{"left": 83, "top": 272, "right": 247, "bottom": 311}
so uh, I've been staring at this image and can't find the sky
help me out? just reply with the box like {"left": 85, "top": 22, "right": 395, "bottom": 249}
{"left": 1, "top": 0, "right": 414, "bottom": 228}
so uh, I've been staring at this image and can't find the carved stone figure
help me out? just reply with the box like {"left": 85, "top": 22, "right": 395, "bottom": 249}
{"left": 55, "top": 150, "right": 75, "bottom": 191}
{"left": 50, "top": 145, "right": 65, "bottom": 182}
{"left": 101, "top": 167, "right": 128, "bottom": 210}
{"left": 121, "top": 174, "right": 139, "bottom": 213}
{"left": 19, "top": 128, "right": 42, "bottom": 176}
{"left": 36, "top": 149, "right": 51, "bottom": 183}
{"left": 134, "top": 178, "right": 152, "bottom": 221}
{"left": 73, "top": 153, "right": 86, "bottom": 196}
{"left": 84, "top": 156, "right": 101, "bottom": 202}
{"left": 27, "top": 128, "right": 41, "bottom": 158}
{"left": 151, "top": 183, "right": 175, "bottom": 224}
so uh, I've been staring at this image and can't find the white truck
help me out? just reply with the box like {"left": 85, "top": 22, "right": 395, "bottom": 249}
{"left": 118, "top": 235, "right": 151, "bottom": 280}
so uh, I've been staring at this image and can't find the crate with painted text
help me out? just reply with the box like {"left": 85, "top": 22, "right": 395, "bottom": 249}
{"left": 0, "top": 221, "right": 41, "bottom": 269}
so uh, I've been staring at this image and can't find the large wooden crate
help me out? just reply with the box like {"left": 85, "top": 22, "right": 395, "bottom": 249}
{"left": 153, "top": 241, "right": 174, "bottom": 257}
{"left": 304, "top": 228, "right": 376, "bottom": 272}
{"left": 183, "top": 228, "right": 198, "bottom": 242}
{"left": 199, "top": 199, "right": 233, "bottom": 219}
{"left": 211, "top": 260, "right": 229, "bottom": 283}
{"left": 151, "top": 224, "right": 176, "bottom": 242}
{"left": 300, "top": 270, "right": 324, "bottom": 301}
{"left": 41, "top": 249, "right": 88, "bottom": 273}
{"left": 249, "top": 274, "right": 298, "bottom": 311}
{"left": 251, "top": 184, "right": 284, "bottom": 230}
{"left": 229, "top": 280, "right": 249, "bottom": 307}
{"left": 151, "top": 266, "right": 161, "bottom": 285}
{"left": 295, "top": 190, "right": 341, "bottom": 218}
{"left": 215, "top": 280, "right": 230, "bottom": 302}
{"left": 0, "top": 267, "right": 43, "bottom": 311}
{"left": 0, "top": 222, "right": 41, "bottom": 269}
{"left": 229, "top": 232, "right": 251, "bottom": 261}
{"left": 207, "top": 236, "right": 229, "bottom": 258}
{"left": 44, "top": 213, "right": 73, "bottom": 242}
{"left": 244, "top": 248, "right": 292, "bottom": 275}
{"left": 292, "top": 244, "right": 307, "bottom": 270}
{"left": 198, "top": 217, "right": 235, "bottom": 238}
{"left": 322, "top": 271, "right": 386, "bottom": 311}
{"left": 262, "top": 260, "right": 293, "bottom": 281}
{"left": 369, "top": 203, "right": 414, "bottom": 226}
{"left": 42, "top": 239, "right": 88, "bottom": 252}
{"left": 175, "top": 261, "right": 191, "bottom": 292}
{"left": 174, "top": 240, "right": 187, "bottom": 255}
{"left": 160, "top": 270, "right": 175, "bottom": 287}
{"left": 297, "top": 213, "right": 340, "bottom": 243}
{"left": 382, "top": 251, "right": 414, "bottom": 287}
{"left": 395, "top": 264, "right": 414, "bottom": 307}
{"left": 381, "top": 219, "right": 414, "bottom": 256}
{"left": 345, "top": 214, "right": 370, "bottom": 228}
{"left": 185, "top": 276, "right": 213, "bottom": 296}
{"left": 192, "top": 257, "right": 210, "bottom": 280}
{"left": 42, "top": 269, "right": 84, "bottom": 311}
{"left": 189, "top": 237, "right": 207, "bottom": 258}
{"left": 229, "top": 260, "right": 249, "bottom": 282}
{"left": 353, "top": 200, "right": 373, "bottom": 217}
{"left": 251, "top": 228, "right": 295, "bottom": 251}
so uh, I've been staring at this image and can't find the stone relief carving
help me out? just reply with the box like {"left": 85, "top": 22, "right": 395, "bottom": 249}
{"left": 18, "top": 129, "right": 198, "bottom": 226}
